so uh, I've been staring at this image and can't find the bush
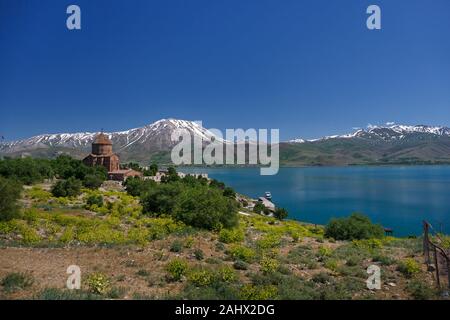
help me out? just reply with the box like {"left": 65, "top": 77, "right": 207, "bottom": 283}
{"left": 166, "top": 258, "right": 188, "bottom": 281}
{"left": 51, "top": 177, "right": 82, "bottom": 197}
{"left": 124, "top": 177, "right": 156, "bottom": 197}
{"left": 217, "top": 266, "right": 236, "bottom": 283}
{"left": 407, "top": 279, "right": 437, "bottom": 300}
{"left": 141, "top": 182, "right": 238, "bottom": 230}
{"left": 1, "top": 272, "right": 34, "bottom": 293}
{"left": 219, "top": 228, "right": 244, "bottom": 244}
{"left": 372, "top": 254, "right": 396, "bottom": 266}
{"left": 228, "top": 245, "right": 256, "bottom": 263}
{"left": 0, "top": 177, "right": 22, "bottom": 221}
{"left": 223, "top": 187, "right": 236, "bottom": 199}
{"left": 82, "top": 174, "right": 105, "bottom": 190}
{"left": 324, "top": 213, "right": 384, "bottom": 240}
{"left": 233, "top": 260, "right": 249, "bottom": 270}
{"left": 86, "top": 273, "right": 110, "bottom": 295}
{"left": 35, "top": 288, "right": 100, "bottom": 300}
{"left": 274, "top": 207, "right": 288, "bottom": 220}
{"left": 260, "top": 256, "right": 280, "bottom": 274}
{"left": 170, "top": 240, "right": 183, "bottom": 253}
{"left": 397, "top": 258, "right": 421, "bottom": 278}
{"left": 239, "top": 284, "right": 278, "bottom": 300}
{"left": 312, "top": 272, "right": 332, "bottom": 284}
{"left": 253, "top": 202, "right": 265, "bottom": 214}
{"left": 188, "top": 269, "right": 214, "bottom": 287}
{"left": 86, "top": 194, "right": 103, "bottom": 208}
{"left": 194, "top": 249, "right": 204, "bottom": 260}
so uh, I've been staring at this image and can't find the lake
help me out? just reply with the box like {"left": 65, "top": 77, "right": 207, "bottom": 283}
{"left": 181, "top": 166, "right": 450, "bottom": 236}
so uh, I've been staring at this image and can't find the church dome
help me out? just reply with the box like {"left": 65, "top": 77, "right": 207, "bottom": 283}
{"left": 93, "top": 133, "right": 112, "bottom": 145}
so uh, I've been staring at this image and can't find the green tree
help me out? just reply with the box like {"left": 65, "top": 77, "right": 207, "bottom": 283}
{"left": 253, "top": 202, "right": 265, "bottom": 214}
{"left": 51, "top": 177, "right": 82, "bottom": 197}
{"left": 324, "top": 213, "right": 384, "bottom": 240}
{"left": 172, "top": 184, "right": 238, "bottom": 230}
{"left": 82, "top": 174, "right": 104, "bottom": 189}
{"left": 140, "top": 182, "right": 238, "bottom": 230}
{"left": 223, "top": 187, "right": 236, "bottom": 199}
{"left": 86, "top": 194, "right": 104, "bottom": 207}
{"left": 274, "top": 207, "right": 288, "bottom": 220}
{"left": 124, "top": 176, "right": 156, "bottom": 197}
{"left": 0, "top": 177, "right": 22, "bottom": 221}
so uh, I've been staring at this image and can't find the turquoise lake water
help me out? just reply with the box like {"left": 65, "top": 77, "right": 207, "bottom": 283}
{"left": 181, "top": 166, "right": 450, "bottom": 236}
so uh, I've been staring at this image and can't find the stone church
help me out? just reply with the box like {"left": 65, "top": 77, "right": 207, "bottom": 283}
{"left": 82, "top": 133, "right": 120, "bottom": 172}
{"left": 83, "top": 133, "right": 142, "bottom": 181}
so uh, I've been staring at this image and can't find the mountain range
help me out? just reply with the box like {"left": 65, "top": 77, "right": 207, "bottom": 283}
{"left": 1, "top": 119, "right": 450, "bottom": 166}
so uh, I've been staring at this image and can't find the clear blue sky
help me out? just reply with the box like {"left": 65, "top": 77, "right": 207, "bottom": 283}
{"left": 1, "top": 0, "right": 449, "bottom": 141}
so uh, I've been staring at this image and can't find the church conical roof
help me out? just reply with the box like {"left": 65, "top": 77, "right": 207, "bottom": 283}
{"left": 93, "top": 133, "right": 112, "bottom": 145}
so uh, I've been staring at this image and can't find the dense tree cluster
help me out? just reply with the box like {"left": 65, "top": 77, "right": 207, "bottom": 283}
{"left": 0, "top": 155, "right": 107, "bottom": 188}
{"left": 0, "top": 177, "right": 22, "bottom": 221}
{"left": 124, "top": 168, "right": 239, "bottom": 230}
{"left": 324, "top": 213, "right": 384, "bottom": 240}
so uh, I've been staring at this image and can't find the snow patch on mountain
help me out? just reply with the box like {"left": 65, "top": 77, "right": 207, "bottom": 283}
{"left": 288, "top": 124, "right": 450, "bottom": 143}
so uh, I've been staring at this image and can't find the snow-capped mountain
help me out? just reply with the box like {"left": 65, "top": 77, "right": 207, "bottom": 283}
{"left": 0, "top": 119, "right": 224, "bottom": 161}
{"left": 288, "top": 124, "right": 450, "bottom": 143}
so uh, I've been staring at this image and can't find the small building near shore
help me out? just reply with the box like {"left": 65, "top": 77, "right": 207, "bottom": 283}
{"left": 258, "top": 197, "right": 276, "bottom": 211}
{"left": 108, "top": 169, "right": 143, "bottom": 182}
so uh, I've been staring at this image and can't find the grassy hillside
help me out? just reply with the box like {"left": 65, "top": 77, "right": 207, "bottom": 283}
{"left": 0, "top": 183, "right": 443, "bottom": 300}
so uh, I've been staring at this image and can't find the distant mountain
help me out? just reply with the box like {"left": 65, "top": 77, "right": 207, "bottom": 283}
{"left": 2, "top": 121, "right": 450, "bottom": 166}
{"left": 288, "top": 124, "right": 450, "bottom": 143}
{"left": 0, "top": 119, "right": 221, "bottom": 163}
{"left": 283, "top": 124, "right": 450, "bottom": 166}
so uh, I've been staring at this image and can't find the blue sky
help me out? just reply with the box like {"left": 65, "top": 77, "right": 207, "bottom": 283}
{"left": 1, "top": 0, "right": 449, "bottom": 141}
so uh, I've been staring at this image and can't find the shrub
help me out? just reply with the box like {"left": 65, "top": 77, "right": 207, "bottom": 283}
{"left": 82, "top": 174, "right": 104, "bottom": 190}
{"left": 170, "top": 240, "right": 183, "bottom": 253}
{"left": 124, "top": 177, "right": 156, "bottom": 197}
{"left": 253, "top": 202, "right": 265, "bottom": 214}
{"left": 194, "top": 249, "right": 204, "bottom": 260}
{"left": 141, "top": 182, "right": 238, "bottom": 230}
{"left": 223, "top": 187, "right": 236, "bottom": 198}
{"left": 233, "top": 260, "right": 249, "bottom": 270}
{"left": 260, "top": 256, "right": 280, "bottom": 274}
{"left": 188, "top": 269, "right": 214, "bottom": 287}
{"left": 407, "top": 279, "right": 437, "bottom": 300}
{"left": 324, "top": 259, "right": 339, "bottom": 272}
{"left": 51, "top": 177, "right": 82, "bottom": 197}
{"left": 372, "top": 254, "right": 396, "bottom": 266}
{"left": 35, "top": 288, "right": 100, "bottom": 300}
{"left": 397, "top": 258, "right": 421, "bottom": 278}
{"left": 27, "top": 186, "right": 51, "bottom": 202}
{"left": 228, "top": 245, "right": 256, "bottom": 263}
{"left": 274, "top": 207, "right": 288, "bottom": 220}
{"left": 312, "top": 272, "right": 332, "bottom": 284}
{"left": 136, "top": 269, "right": 150, "bottom": 277}
{"left": 166, "top": 258, "right": 188, "bottom": 281}
{"left": 239, "top": 284, "right": 278, "bottom": 300}
{"left": 324, "top": 213, "right": 384, "bottom": 240}
{"left": 317, "top": 246, "right": 332, "bottom": 260}
{"left": 217, "top": 266, "right": 236, "bottom": 283}
{"left": 256, "top": 233, "right": 281, "bottom": 249}
{"left": 219, "top": 228, "right": 244, "bottom": 244}
{"left": 86, "top": 194, "right": 103, "bottom": 208}
{"left": 86, "top": 273, "right": 110, "bottom": 295}
{"left": 0, "top": 177, "right": 22, "bottom": 221}
{"left": 1, "top": 272, "right": 34, "bottom": 293}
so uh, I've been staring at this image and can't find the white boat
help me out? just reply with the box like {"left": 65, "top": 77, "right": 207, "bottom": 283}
{"left": 264, "top": 191, "right": 272, "bottom": 200}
